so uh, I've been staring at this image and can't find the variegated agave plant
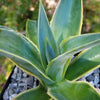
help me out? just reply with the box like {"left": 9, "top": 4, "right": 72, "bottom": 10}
{"left": 0, "top": 0, "right": 100, "bottom": 100}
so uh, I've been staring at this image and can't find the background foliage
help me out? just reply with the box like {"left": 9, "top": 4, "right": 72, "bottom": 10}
{"left": 0, "top": 0, "right": 100, "bottom": 92}
{"left": 83, "top": 0, "right": 100, "bottom": 33}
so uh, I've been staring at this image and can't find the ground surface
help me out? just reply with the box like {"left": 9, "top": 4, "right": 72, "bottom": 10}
{"left": 3, "top": 66, "right": 100, "bottom": 100}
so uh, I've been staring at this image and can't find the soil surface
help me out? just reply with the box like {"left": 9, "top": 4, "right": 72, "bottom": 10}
{"left": 3, "top": 66, "right": 39, "bottom": 100}
{"left": 2, "top": 66, "right": 100, "bottom": 100}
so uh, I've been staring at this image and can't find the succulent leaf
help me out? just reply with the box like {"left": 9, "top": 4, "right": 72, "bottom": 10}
{"left": 0, "top": 28, "right": 42, "bottom": 70}
{"left": 57, "top": 33, "right": 63, "bottom": 47}
{"left": 46, "top": 56, "right": 71, "bottom": 82}
{"left": 46, "top": 38, "right": 56, "bottom": 63}
{"left": 46, "top": 33, "right": 100, "bottom": 82}
{"left": 60, "top": 33, "right": 100, "bottom": 54}
{"left": 13, "top": 85, "right": 51, "bottom": 100}
{"left": 65, "top": 44, "right": 100, "bottom": 81}
{"left": 38, "top": 1, "right": 58, "bottom": 68}
{"left": 0, "top": 29, "right": 54, "bottom": 85}
{"left": 0, "top": 0, "right": 100, "bottom": 99}
{"left": 26, "top": 19, "right": 38, "bottom": 47}
{"left": 51, "top": 0, "right": 83, "bottom": 43}
{"left": 48, "top": 80, "right": 100, "bottom": 100}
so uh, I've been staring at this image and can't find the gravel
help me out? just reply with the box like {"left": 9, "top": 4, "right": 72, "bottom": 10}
{"left": 3, "top": 66, "right": 100, "bottom": 100}
{"left": 3, "top": 66, "right": 39, "bottom": 100}
{"left": 79, "top": 68, "right": 100, "bottom": 92}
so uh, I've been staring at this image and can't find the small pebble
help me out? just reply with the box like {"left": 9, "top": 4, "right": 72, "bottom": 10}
{"left": 94, "top": 74, "right": 99, "bottom": 87}
{"left": 23, "top": 73, "right": 27, "bottom": 77}
{"left": 89, "top": 81, "right": 94, "bottom": 86}
{"left": 86, "top": 75, "right": 94, "bottom": 82}
{"left": 9, "top": 94, "right": 17, "bottom": 100}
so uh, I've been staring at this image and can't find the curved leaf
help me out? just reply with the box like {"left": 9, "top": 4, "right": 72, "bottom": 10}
{"left": 46, "top": 33, "right": 100, "bottom": 82}
{"left": 13, "top": 85, "right": 50, "bottom": 100}
{"left": 0, "top": 29, "right": 54, "bottom": 85}
{"left": 38, "top": 1, "right": 58, "bottom": 68}
{"left": 26, "top": 19, "right": 38, "bottom": 47}
{"left": 51, "top": 0, "right": 83, "bottom": 43}
{"left": 46, "top": 57, "right": 71, "bottom": 82}
{"left": 0, "top": 28, "right": 42, "bottom": 70}
{"left": 65, "top": 45, "right": 100, "bottom": 81}
{"left": 48, "top": 80, "right": 100, "bottom": 100}
{"left": 60, "top": 33, "right": 100, "bottom": 54}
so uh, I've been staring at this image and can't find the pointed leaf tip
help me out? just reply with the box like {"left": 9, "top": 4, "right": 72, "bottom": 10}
{"left": 38, "top": 1, "right": 58, "bottom": 68}
{"left": 51, "top": 0, "right": 83, "bottom": 43}
{"left": 26, "top": 19, "right": 38, "bottom": 47}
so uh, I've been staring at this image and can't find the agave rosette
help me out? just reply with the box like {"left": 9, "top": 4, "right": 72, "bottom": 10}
{"left": 0, "top": 0, "right": 100, "bottom": 100}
